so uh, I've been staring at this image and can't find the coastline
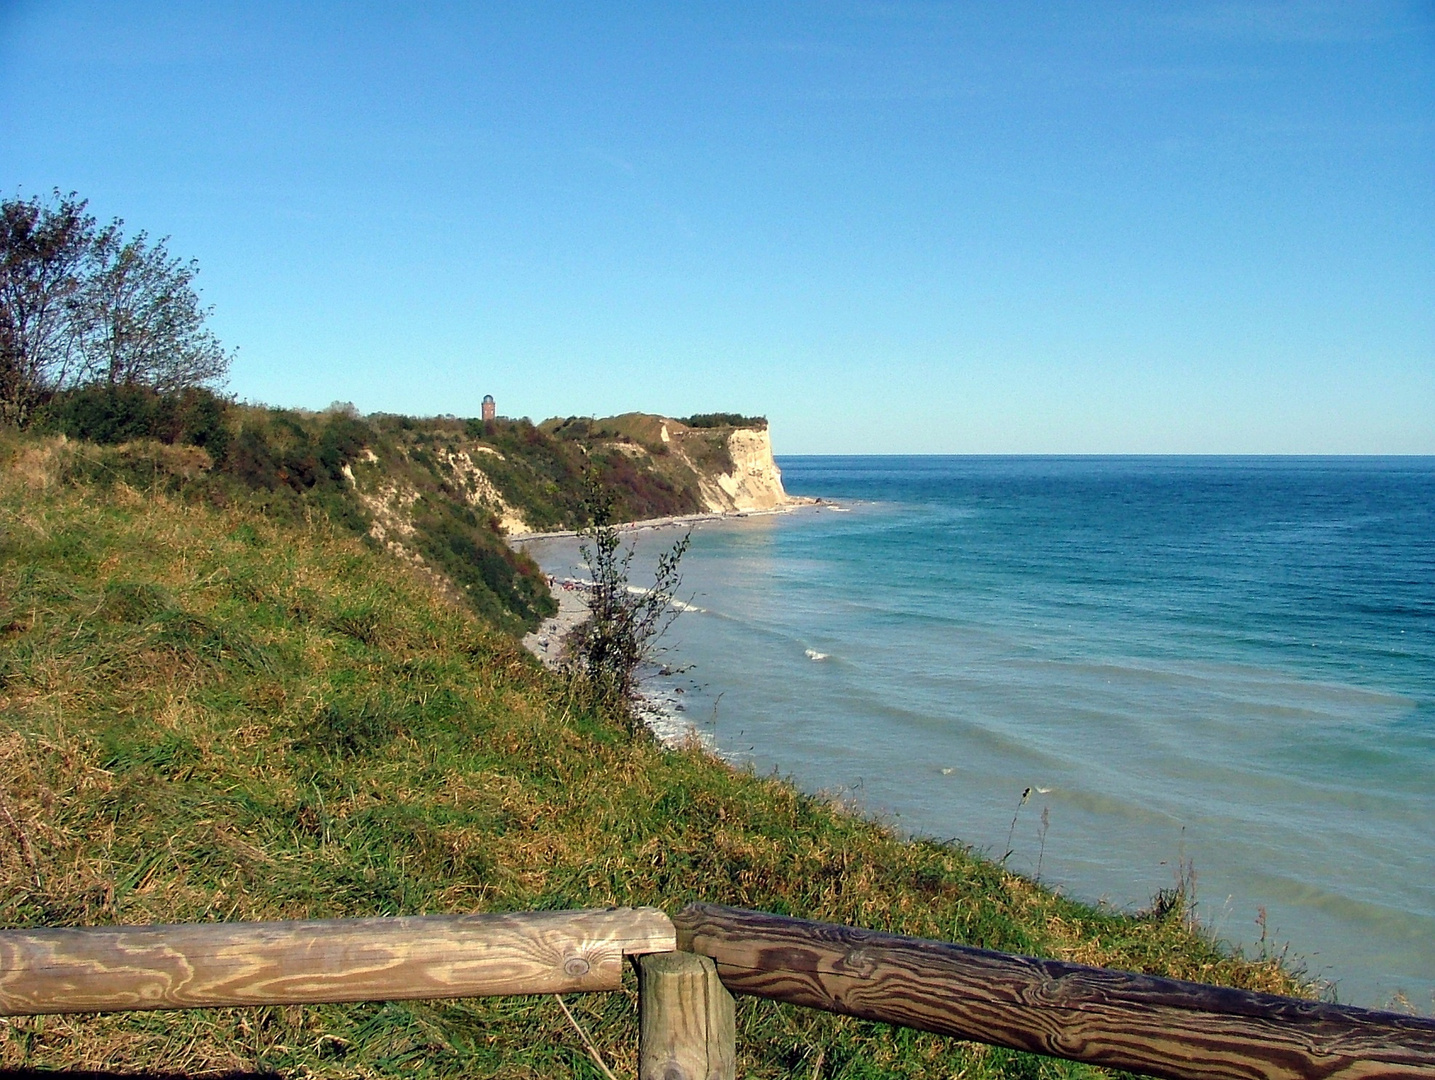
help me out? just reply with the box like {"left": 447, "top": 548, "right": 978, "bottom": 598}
{"left": 549, "top": 454, "right": 1435, "bottom": 1012}
{"left": 519, "top": 575, "right": 589, "bottom": 669}
{"left": 514, "top": 499, "right": 825, "bottom": 748}
{"left": 520, "top": 575, "right": 716, "bottom": 749}
{"left": 0, "top": 436, "right": 1321, "bottom": 1075}
{"left": 504, "top": 499, "right": 818, "bottom": 544}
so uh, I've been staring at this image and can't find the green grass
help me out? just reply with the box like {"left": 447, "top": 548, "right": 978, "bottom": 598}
{"left": 0, "top": 432, "right": 1305, "bottom": 1078}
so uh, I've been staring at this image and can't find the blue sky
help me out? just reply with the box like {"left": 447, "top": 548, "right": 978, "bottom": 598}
{"left": 2, "top": 2, "right": 1431, "bottom": 453}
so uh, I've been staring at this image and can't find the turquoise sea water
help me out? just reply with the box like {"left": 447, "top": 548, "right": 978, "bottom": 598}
{"left": 521, "top": 456, "right": 1435, "bottom": 1011}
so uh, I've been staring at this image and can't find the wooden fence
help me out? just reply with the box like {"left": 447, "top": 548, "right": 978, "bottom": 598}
{"left": 675, "top": 903, "right": 1435, "bottom": 1080}
{"left": 1, "top": 903, "right": 1432, "bottom": 1080}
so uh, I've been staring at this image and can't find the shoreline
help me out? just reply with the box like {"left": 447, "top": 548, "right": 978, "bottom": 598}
{"left": 505, "top": 478, "right": 1361, "bottom": 1009}
{"left": 515, "top": 498, "right": 828, "bottom": 748}
{"left": 520, "top": 575, "right": 589, "bottom": 670}
{"left": 504, "top": 498, "right": 819, "bottom": 544}
{"left": 518, "top": 573, "right": 721, "bottom": 750}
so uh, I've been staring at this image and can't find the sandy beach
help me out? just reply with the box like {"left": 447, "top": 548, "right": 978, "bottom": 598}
{"left": 519, "top": 576, "right": 590, "bottom": 669}
{"left": 505, "top": 501, "right": 815, "bottom": 545}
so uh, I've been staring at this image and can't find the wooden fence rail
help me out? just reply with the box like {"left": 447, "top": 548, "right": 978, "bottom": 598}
{"left": 3, "top": 903, "right": 1434, "bottom": 1080}
{"left": 0, "top": 907, "right": 675, "bottom": 1015}
{"left": 675, "top": 902, "right": 1435, "bottom": 1080}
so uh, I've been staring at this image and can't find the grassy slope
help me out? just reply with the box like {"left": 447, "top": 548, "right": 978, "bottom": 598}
{"left": 0, "top": 435, "right": 1303, "bottom": 1079}
{"left": 34, "top": 389, "right": 777, "bottom": 637}
{"left": 224, "top": 407, "right": 559, "bottom": 635}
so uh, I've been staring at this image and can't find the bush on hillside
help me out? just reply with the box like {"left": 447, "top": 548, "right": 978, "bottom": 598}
{"left": 1, "top": 190, "right": 232, "bottom": 426}
{"left": 36, "top": 384, "right": 231, "bottom": 459}
{"left": 591, "top": 448, "right": 703, "bottom": 520}
{"left": 412, "top": 501, "right": 555, "bottom": 635}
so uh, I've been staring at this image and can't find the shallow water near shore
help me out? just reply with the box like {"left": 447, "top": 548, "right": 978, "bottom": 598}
{"left": 520, "top": 455, "right": 1435, "bottom": 1012}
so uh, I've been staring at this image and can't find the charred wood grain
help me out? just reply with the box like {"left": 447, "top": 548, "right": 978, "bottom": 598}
{"left": 0, "top": 906, "right": 675, "bottom": 1015}
{"left": 675, "top": 903, "right": 1435, "bottom": 1080}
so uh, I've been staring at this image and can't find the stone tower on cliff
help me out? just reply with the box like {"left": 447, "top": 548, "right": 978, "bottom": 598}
{"left": 481, "top": 394, "right": 495, "bottom": 421}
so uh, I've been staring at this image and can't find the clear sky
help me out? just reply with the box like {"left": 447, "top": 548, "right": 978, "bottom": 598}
{"left": 2, "top": 2, "right": 1431, "bottom": 453}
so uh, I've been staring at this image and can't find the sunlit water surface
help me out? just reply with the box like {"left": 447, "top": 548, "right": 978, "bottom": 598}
{"left": 520, "top": 456, "right": 1435, "bottom": 1011}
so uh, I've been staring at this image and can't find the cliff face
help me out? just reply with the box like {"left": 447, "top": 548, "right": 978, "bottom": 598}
{"left": 533, "top": 412, "right": 803, "bottom": 521}
{"left": 690, "top": 425, "right": 795, "bottom": 513}
{"left": 18, "top": 399, "right": 796, "bottom": 637}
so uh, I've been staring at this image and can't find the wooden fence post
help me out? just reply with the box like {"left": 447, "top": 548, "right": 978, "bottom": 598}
{"left": 637, "top": 951, "right": 735, "bottom": 1080}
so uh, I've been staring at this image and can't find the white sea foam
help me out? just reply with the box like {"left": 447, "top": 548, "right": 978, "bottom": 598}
{"left": 620, "top": 584, "right": 706, "bottom": 613}
{"left": 805, "top": 648, "right": 829, "bottom": 661}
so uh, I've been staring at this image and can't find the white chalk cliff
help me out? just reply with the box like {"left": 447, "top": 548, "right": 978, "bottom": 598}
{"left": 689, "top": 425, "right": 799, "bottom": 514}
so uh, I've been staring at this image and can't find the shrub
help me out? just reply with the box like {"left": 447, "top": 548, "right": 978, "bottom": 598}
{"left": 563, "top": 484, "right": 689, "bottom": 733}
{"left": 38, "top": 384, "right": 231, "bottom": 459}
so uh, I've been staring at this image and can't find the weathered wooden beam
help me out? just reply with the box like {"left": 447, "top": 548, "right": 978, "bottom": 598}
{"left": 675, "top": 903, "right": 1435, "bottom": 1080}
{"left": 637, "top": 951, "right": 735, "bottom": 1080}
{"left": 0, "top": 906, "right": 675, "bottom": 1016}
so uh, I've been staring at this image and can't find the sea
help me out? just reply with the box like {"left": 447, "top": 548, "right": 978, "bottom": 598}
{"left": 519, "top": 456, "right": 1435, "bottom": 1012}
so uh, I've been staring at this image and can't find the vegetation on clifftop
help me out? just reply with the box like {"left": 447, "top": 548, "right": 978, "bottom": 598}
{"left": 0, "top": 429, "right": 1308, "bottom": 1079}
{"left": 679, "top": 412, "right": 767, "bottom": 430}
{"left": 21, "top": 388, "right": 778, "bottom": 635}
